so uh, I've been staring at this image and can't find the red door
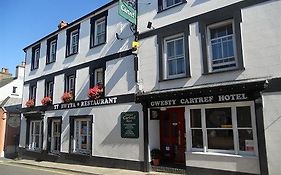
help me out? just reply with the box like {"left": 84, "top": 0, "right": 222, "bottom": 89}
{"left": 160, "top": 107, "right": 186, "bottom": 164}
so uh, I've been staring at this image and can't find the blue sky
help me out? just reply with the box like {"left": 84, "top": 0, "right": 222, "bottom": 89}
{"left": 0, "top": 0, "right": 109, "bottom": 76}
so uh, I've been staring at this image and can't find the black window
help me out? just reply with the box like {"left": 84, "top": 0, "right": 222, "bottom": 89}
{"left": 46, "top": 35, "right": 58, "bottom": 64}
{"left": 158, "top": 0, "right": 186, "bottom": 12}
{"left": 31, "top": 44, "right": 40, "bottom": 70}
{"left": 30, "top": 84, "right": 37, "bottom": 103}
{"left": 12, "top": 86, "right": 17, "bottom": 93}
{"left": 157, "top": 23, "right": 190, "bottom": 81}
{"left": 90, "top": 11, "right": 108, "bottom": 48}
{"left": 65, "top": 74, "right": 75, "bottom": 95}
{"left": 66, "top": 24, "right": 80, "bottom": 57}
{"left": 199, "top": 11, "right": 243, "bottom": 74}
{"left": 45, "top": 80, "right": 54, "bottom": 99}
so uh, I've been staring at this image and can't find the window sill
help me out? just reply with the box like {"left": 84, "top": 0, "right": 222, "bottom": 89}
{"left": 90, "top": 42, "right": 106, "bottom": 49}
{"left": 202, "top": 67, "right": 245, "bottom": 76}
{"left": 26, "top": 148, "right": 42, "bottom": 153}
{"left": 31, "top": 67, "right": 39, "bottom": 71}
{"left": 159, "top": 75, "right": 190, "bottom": 82}
{"left": 157, "top": 1, "right": 187, "bottom": 14}
{"left": 46, "top": 60, "right": 56, "bottom": 65}
{"left": 66, "top": 52, "right": 78, "bottom": 58}
{"left": 187, "top": 151, "right": 258, "bottom": 159}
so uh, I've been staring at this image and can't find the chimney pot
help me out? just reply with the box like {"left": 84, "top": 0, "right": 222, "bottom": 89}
{"left": 58, "top": 21, "right": 68, "bottom": 29}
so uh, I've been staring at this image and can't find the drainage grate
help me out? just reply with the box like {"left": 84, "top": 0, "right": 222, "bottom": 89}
{"left": 151, "top": 165, "right": 186, "bottom": 174}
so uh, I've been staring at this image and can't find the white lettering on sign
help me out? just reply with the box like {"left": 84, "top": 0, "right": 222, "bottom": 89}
{"left": 150, "top": 100, "right": 176, "bottom": 107}
{"left": 121, "top": 4, "right": 135, "bottom": 19}
{"left": 218, "top": 93, "right": 247, "bottom": 102}
{"left": 180, "top": 96, "right": 213, "bottom": 105}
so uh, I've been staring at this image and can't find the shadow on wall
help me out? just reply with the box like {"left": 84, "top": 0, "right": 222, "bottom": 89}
{"left": 191, "top": 0, "right": 211, "bottom": 7}
{"left": 106, "top": 56, "right": 135, "bottom": 95}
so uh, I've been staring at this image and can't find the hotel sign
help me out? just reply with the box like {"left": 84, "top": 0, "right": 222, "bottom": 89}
{"left": 118, "top": 0, "right": 137, "bottom": 25}
{"left": 149, "top": 93, "right": 249, "bottom": 107}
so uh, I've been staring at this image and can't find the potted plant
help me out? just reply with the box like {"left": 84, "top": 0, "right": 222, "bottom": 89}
{"left": 151, "top": 149, "right": 161, "bottom": 166}
{"left": 61, "top": 92, "right": 73, "bottom": 103}
{"left": 41, "top": 96, "right": 52, "bottom": 106}
{"left": 25, "top": 99, "right": 35, "bottom": 108}
{"left": 88, "top": 84, "right": 103, "bottom": 100}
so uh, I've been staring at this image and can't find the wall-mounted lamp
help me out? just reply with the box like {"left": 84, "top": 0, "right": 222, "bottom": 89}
{"left": 147, "top": 21, "right": 155, "bottom": 30}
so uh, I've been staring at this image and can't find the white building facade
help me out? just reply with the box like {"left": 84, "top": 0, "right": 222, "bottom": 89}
{"left": 136, "top": 0, "right": 281, "bottom": 175}
{"left": 19, "top": 1, "right": 144, "bottom": 171}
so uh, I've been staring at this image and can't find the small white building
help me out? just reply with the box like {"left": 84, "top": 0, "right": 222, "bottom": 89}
{"left": 136, "top": 0, "right": 281, "bottom": 175}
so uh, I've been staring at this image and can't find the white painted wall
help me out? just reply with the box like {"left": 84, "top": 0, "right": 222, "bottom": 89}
{"left": 0, "top": 66, "right": 24, "bottom": 102}
{"left": 105, "top": 55, "right": 136, "bottom": 96}
{"left": 23, "top": 3, "right": 133, "bottom": 82}
{"left": 262, "top": 92, "right": 281, "bottom": 175}
{"left": 31, "top": 103, "right": 144, "bottom": 161}
{"left": 138, "top": 0, "right": 281, "bottom": 93}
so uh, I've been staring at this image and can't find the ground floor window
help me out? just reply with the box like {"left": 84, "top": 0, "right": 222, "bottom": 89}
{"left": 51, "top": 119, "right": 61, "bottom": 153}
{"left": 188, "top": 102, "right": 257, "bottom": 156}
{"left": 29, "top": 120, "right": 42, "bottom": 151}
{"left": 71, "top": 117, "right": 92, "bottom": 154}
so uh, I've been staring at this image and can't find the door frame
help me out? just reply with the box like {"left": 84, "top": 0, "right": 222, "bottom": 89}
{"left": 47, "top": 116, "right": 62, "bottom": 154}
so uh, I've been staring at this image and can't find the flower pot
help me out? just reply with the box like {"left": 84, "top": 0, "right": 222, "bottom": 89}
{"left": 152, "top": 158, "right": 160, "bottom": 166}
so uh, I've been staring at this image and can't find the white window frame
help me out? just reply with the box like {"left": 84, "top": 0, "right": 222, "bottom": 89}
{"left": 70, "top": 30, "right": 79, "bottom": 54}
{"left": 49, "top": 40, "right": 57, "bottom": 63}
{"left": 73, "top": 118, "right": 92, "bottom": 154}
{"left": 29, "top": 120, "right": 42, "bottom": 151}
{"left": 51, "top": 119, "right": 61, "bottom": 153}
{"left": 163, "top": 34, "right": 186, "bottom": 79}
{"left": 94, "top": 68, "right": 104, "bottom": 85}
{"left": 30, "top": 85, "right": 36, "bottom": 100}
{"left": 207, "top": 20, "right": 238, "bottom": 72}
{"left": 66, "top": 75, "right": 75, "bottom": 93}
{"left": 94, "top": 17, "right": 106, "bottom": 46}
{"left": 32, "top": 47, "right": 40, "bottom": 69}
{"left": 163, "top": 0, "right": 182, "bottom": 9}
{"left": 186, "top": 101, "right": 258, "bottom": 157}
{"left": 46, "top": 81, "right": 54, "bottom": 98}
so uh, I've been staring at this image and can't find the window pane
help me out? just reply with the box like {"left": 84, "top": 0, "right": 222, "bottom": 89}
{"left": 206, "top": 108, "right": 232, "bottom": 128}
{"left": 175, "top": 38, "right": 183, "bottom": 56}
{"left": 192, "top": 129, "right": 203, "bottom": 149}
{"left": 190, "top": 109, "right": 201, "bottom": 128}
{"left": 168, "top": 60, "right": 177, "bottom": 75}
{"left": 167, "top": 41, "right": 175, "bottom": 58}
{"left": 35, "top": 136, "right": 40, "bottom": 148}
{"left": 237, "top": 106, "right": 252, "bottom": 128}
{"left": 166, "top": 0, "right": 174, "bottom": 7}
{"left": 81, "top": 121, "right": 88, "bottom": 135}
{"left": 211, "top": 41, "right": 222, "bottom": 60}
{"left": 207, "top": 130, "right": 234, "bottom": 150}
{"left": 238, "top": 129, "right": 254, "bottom": 152}
{"left": 35, "top": 122, "right": 40, "bottom": 134}
{"left": 176, "top": 57, "right": 185, "bottom": 74}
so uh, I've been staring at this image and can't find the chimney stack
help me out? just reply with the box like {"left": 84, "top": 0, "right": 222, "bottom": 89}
{"left": 15, "top": 61, "right": 25, "bottom": 79}
{"left": 1, "top": 68, "right": 9, "bottom": 74}
{"left": 58, "top": 21, "right": 68, "bottom": 29}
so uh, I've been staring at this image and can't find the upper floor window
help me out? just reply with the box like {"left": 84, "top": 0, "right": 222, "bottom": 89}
{"left": 207, "top": 20, "right": 237, "bottom": 72}
{"left": 30, "top": 84, "right": 37, "bottom": 104}
{"left": 65, "top": 74, "right": 75, "bottom": 94}
{"left": 164, "top": 0, "right": 181, "bottom": 9}
{"left": 158, "top": 0, "right": 186, "bottom": 11}
{"left": 90, "top": 12, "right": 108, "bottom": 48}
{"left": 31, "top": 45, "right": 40, "bottom": 70}
{"left": 94, "top": 68, "right": 104, "bottom": 86}
{"left": 46, "top": 36, "right": 57, "bottom": 64}
{"left": 163, "top": 34, "right": 186, "bottom": 79}
{"left": 66, "top": 25, "right": 80, "bottom": 57}
{"left": 45, "top": 80, "right": 54, "bottom": 99}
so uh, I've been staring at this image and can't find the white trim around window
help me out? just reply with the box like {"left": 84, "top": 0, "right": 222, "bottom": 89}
{"left": 70, "top": 30, "right": 79, "bottom": 54}
{"left": 94, "top": 17, "right": 106, "bottom": 46}
{"left": 29, "top": 120, "right": 42, "bottom": 151}
{"left": 163, "top": 34, "right": 186, "bottom": 79}
{"left": 50, "top": 119, "right": 61, "bottom": 154}
{"left": 94, "top": 68, "right": 104, "bottom": 85}
{"left": 73, "top": 118, "right": 92, "bottom": 154}
{"left": 206, "top": 20, "right": 238, "bottom": 72}
{"left": 186, "top": 101, "right": 258, "bottom": 157}
{"left": 163, "top": 0, "right": 182, "bottom": 9}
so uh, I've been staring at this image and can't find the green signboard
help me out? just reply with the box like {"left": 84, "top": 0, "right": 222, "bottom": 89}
{"left": 121, "top": 111, "right": 139, "bottom": 138}
{"left": 118, "top": 0, "right": 137, "bottom": 25}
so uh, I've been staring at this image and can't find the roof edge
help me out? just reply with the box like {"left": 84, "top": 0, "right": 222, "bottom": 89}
{"left": 23, "top": 0, "right": 118, "bottom": 52}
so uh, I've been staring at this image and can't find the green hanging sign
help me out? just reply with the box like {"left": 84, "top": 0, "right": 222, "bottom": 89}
{"left": 118, "top": 0, "right": 137, "bottom": 25}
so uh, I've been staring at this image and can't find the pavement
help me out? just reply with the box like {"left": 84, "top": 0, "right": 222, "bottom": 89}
{"left": 0, "top": 158, "right": 179, "bottom": 175}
